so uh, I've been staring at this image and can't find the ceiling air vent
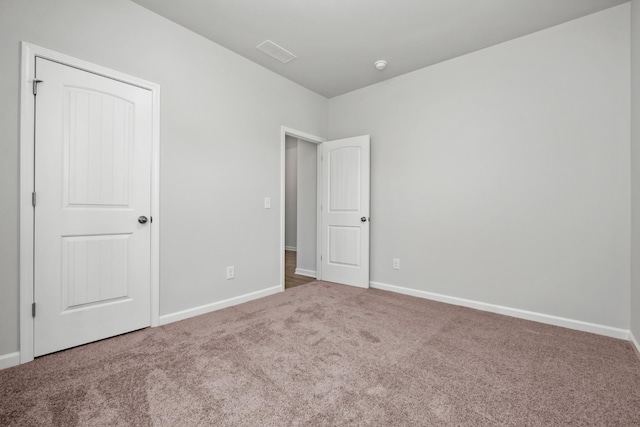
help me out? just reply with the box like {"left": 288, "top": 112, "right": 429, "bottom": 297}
{"left": 256, "top": 40, "right": 297, "bottom": 63}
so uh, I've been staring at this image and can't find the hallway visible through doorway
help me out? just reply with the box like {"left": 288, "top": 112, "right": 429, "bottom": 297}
{"left": 284, "top": 251, "right": 315, "bottom": 289}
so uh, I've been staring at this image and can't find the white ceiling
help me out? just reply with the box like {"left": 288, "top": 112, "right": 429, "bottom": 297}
{"left": 131, "top": 0, "right": 628, "bottom": 98}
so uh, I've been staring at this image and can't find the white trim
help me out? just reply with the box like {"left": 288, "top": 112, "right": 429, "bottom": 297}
{"left": 149, "top": 64, "right": 161, "bottom": 328}
{"left": 316, "top": 142, "right": 323, "bottom": 282}
{"left": 284, "top": 246, "right": 297, "bottom": 252}
{"left": 19, "top": 43, "right": 35, "bottom": 364}
{"left": 294, "top": 268, "right": 317, "bottom": 278}
{"left": 158, "top": 286, "right": 281, "bottom": 325}
{"left": 0, "top": 352, "right": 21, "bottom": 371}
{"left": 19, "top": 42, "right": 161, "bottom": 364}
{"left": 370, "top": 281, "right": 630, "bottom": 340}
{"left": 630, "top": 331, "right": 640, "bottom": 357}
{"left": 280, "top": 127, "right": 325, "bottom": 293}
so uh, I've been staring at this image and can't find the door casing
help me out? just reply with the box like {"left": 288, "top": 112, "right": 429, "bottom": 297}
{"left": 19, "top": 42, "right": 161, "bottom": 364}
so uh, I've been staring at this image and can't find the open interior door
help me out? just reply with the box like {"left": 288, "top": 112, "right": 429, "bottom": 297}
{"left": 320, "top": 135, "right": 370, "bottom": 288}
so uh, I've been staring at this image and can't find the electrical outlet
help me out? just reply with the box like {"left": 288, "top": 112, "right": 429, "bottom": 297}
{"left": 226, "top": 266, "right": 235, "bottom": 279}
{"left": 264, "top": 197, "right": 271, "bottom": 209}
{"left": 393, "top": 258, "right": 400, "bottom": 270}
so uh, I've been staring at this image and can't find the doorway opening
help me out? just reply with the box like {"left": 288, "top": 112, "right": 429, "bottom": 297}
{"left": 285, "top": 136, "right": 317, "bottom": 289}
{"left": 280, "top": 127, "right": 324, "bottom": 291}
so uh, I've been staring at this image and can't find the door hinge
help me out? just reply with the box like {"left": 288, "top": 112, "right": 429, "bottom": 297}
{"left": 32, "top": 302, "right": 36, "bottom": 317}
{"left": 32, "top": 192, "right": 36, "bottom": 207}
{"left": 32, "top": 79, "right": 43, "bottom": 96}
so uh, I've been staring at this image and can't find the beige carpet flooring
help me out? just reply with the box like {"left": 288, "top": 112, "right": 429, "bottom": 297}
{"left": 1, "top": 281, "right": 640, "bottom": 426}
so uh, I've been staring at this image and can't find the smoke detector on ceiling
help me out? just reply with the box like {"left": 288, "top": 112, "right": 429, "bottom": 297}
{"left": 374, "top": 60, "right": 387, "bottom": 71}
{"left": 256, "top": 40, "right": 297, "bottom": 63}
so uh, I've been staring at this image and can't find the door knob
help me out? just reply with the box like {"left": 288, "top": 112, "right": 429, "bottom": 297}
{"left": 138, "top": 216, "right": 148, "bottom": 224}
{"left": 361, "top": 217, "right": 367, "bottom": 222}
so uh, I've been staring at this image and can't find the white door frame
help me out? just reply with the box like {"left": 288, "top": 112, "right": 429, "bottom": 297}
{"left": 280, "top": 127, "right": 325, "bottom": 291}
{"left": 19, "top": 42, "right": 161, "bottom": 364}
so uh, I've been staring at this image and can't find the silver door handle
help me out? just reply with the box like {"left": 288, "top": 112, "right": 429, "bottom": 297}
{"left": 138, "top": 216, "right": 148, "bottom": 224}
{"left": 361, "top": 217, "right": 367, "bottom": 222}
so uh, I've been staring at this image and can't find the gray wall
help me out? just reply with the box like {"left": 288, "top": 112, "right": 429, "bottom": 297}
{"left": 631, "top": 0, "right": 640, "bottom": 341}
{"left": 296, "top": 139, "right": 318, "bottom": 273}
{"left": 285, "top": 136, "right": 298, "bottom": 249}
{"left": 0, "top": 0, "right": 327, "bottom": 356}
{"left": 329, "top": 5, "right": 631, "bottom": 329}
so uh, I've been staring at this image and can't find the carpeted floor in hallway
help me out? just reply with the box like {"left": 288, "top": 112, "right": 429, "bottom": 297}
{"left": 1, "top": 281, "right": 640, "bottom": 426}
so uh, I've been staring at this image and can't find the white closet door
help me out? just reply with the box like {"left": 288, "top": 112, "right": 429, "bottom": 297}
{"left": 34, "top": 58, "right": 153, "bottom": 356}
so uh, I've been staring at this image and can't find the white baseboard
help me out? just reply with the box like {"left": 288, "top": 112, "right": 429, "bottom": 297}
{"left": 158, "top": 286, "right": 281, "bottom": 326}
{"left": 284, "top": 246, "right": 297, "bottom": 252}
{"left": 0, "top": 352, "right": 20, "bottom": 371}
{"left": 370, "top": 281, "right": 629, "bottom": 340}
{"left": 295, "top": 268, "right": 316, "bottom": 278}
{"left": 630, "top": 332, "right": 640, "bottom": 357}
